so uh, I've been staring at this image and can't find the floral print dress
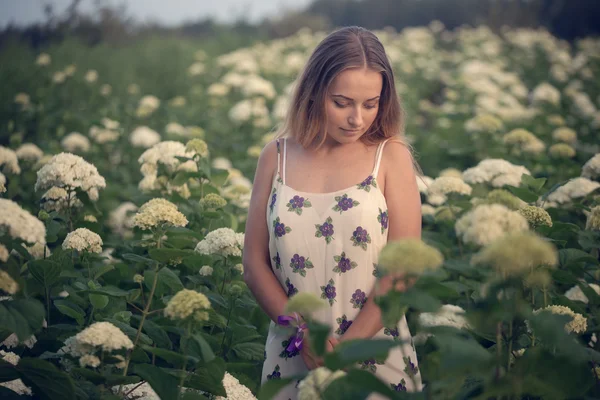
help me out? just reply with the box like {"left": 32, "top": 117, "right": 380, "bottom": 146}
{"left": 261, "top": 138, "right": 422, "bottom": 399}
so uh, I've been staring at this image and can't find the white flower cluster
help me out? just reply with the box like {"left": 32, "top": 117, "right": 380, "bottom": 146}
{"left": 502, "top": 128, "right": 546, "bottom": 154}
{"left": 62, "top": 228, "right": 103, "bottom": 253}
{"left": 298, "top": 367, "right": 346, "bottom": 400}
{"left": 462, "top": 158, "right": 531, "bottom": 188}
{"left": 194, "top": 227, "right": 244, "bottom": 257}
{"left": 1, "top": 332, "right": 37, "bottom": 349}
{"left": 455, "top": 204, "right": 529, "bottom": 246}
{"left": 215, "top": 372, "right": 257, "bottom": 400}
{"left": 35, "top": 153, "right": 106, "bottom": 201}
{"left": 0, "top": 172, "right": 6, "bottom": 193}
{"left": 138, "top": 141, "right": 195, "bottom": 197}
{"left": 531, "top": 82, "right": 561, "bottom": 106}
{"left": 240, "top": 74, "right": 277, "bottom": 99}
{"left": 136, "top": 95, "right": 161, "bottom": 118}
{"left": 164, "top": 289, "right": 212, "bottom": 322}
{"left": 228, "top": 97, "right": 271, "bottom": 127}
{"left": 0, "top": 146, "right": 21, "bottom": 174}
{"left": 0, "top": 198, "right": 46, "bottom": 245}
{"left": 15, "top": 143, "right": 43, "bottom": 162}
{"left": 0, "top": 244, "right": 8, "bottom": 262}
{"left": 89, "top": 125, "right": 120, "bottom": 144}
{"left": 0, "top": 350, "right": 32, "bottom": 396}
{"left": 543, "top": 177, "right": 600, "bottom": 208}
{"left": 108, "top": 202, "right": 138, "bottom": 238}
{"left": 464, "top": 114, "right": 504, "bottom": 133}
{"left": 415, "top": 304, "right": 470, "bottom": 344}
{"left": 564, "top": 283, "right": 600, "bottom": 304}
{"left": 67, "top": 321, "right": 134, "bottom": 354}
{"left": 132, "top": 198, "right": 188, "bottom": 230}
{"left": 0, "top": 270, "right": 19, "bottom": 294}
{"left": 581, "top": 153, "right": 600, "bottom": 180}
{"left": 199, "top": 265, "right": 213, "bottom": 276}
{"left": 41, "top": 186, "right": 83, "bottom": 212}
{"left": 426, "top": 176, "right": 472, "bottom": 205}
{"left": 130, "top": 126, "right": 161, "bottom": 148}
{"left": 61, "top": 132, "right": 91, "bottom": 153}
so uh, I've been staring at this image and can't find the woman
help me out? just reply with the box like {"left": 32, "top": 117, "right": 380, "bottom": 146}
{"left": 243, "top": 25, "right": 424, "bottom": 399}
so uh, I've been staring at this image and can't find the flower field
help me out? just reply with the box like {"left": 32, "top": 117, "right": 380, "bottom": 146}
{"left": 1, "top": 22, "right": 600, "bottom": 399}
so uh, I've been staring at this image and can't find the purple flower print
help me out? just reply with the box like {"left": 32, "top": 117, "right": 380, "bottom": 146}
{"left": 272, "top": 252, "right": 281, "bottom": 270}
{"left": 269, "top": 189, "right": 277, "bottom": 213}
{"left": 403, "top": 356, "right": 419, "bottom": 377}
{"left": 290, "top": 254, "right": 314, "bottom": 277}
{"left": 391, "top": 379, "right": 407, "bottom": 392}
{"left": 332, "top": 193, "right": 359, "bottom": 214}
{"left": 335, "top": 314, "right": 353, "bottom": 335}
{"left": 350, "top": 289, "right": 367, "bottom": 309}
{"left": 273, "top": 217, "right": 291, "bottom": 238}
{"left": 378, "top": 208, "right": 389, "bottom": 234}
{"left": 279, "top": 337, "right": 300, "bottom": 359}
{"left": 287, "top": 195, "right": 312, "bottom": 215}
{"left": 384, "top": 326, "right": 400, "bottom": 340}
{"left": 333, "top": 252, "right": 357, "bottom": 275}
{"left": 315, "top": 216, "right": 335, "bottom": 244}
{"left": 360, "top": 358, "right": 383, "bottom": 373}
{"left": 285, "top": 278, "right": 298, "bottom": 296}
{"left": 351, "top": 226, "right": 371, "bottom": 250}
{"left": 357, "top": 175, "right": 377, "bottom": 192}
{"left": 320, "top": 278, "right": 337, "bottom": 306}
{"left": 267, "top": 365, "right": 281, "bottom": 380}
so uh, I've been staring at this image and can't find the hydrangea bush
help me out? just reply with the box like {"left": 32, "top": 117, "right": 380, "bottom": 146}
{"left": 1, "top": 23, "right": 600, "bottom": 400}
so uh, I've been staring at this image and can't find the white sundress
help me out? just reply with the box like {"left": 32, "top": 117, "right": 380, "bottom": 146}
{"left": 260, "top": 137, "right": 422, "bottom": 399}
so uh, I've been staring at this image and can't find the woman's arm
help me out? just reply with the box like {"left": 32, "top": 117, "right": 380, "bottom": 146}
{"left": 243, "top": 140, "right": 290, "bottom": 324}
{"left": 339, "top": 141, "right": 422, "bottom": 342}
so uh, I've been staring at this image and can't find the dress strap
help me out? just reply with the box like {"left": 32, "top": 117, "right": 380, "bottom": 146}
{"left": 281, "top": 138, "right": 287, "bottom": 185}
{"left": 372, "top": 138, "right": 392, "bottom": 178}
{"left": 276, "top": 139, "right": 282, "bottom": 181}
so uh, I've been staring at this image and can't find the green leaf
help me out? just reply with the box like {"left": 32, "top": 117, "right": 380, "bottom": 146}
{"left": 148, "top": 248, "right": 194, "bottom": 263}
{"left": 558, "top": 248, "right": 599, "bottom": 267}
{"left": 231, "top": 342, "right": 264, "bottom": 361}
{"left": 28, "top": 259, "right": 61, "bottom": 288}
{"left": 158, "top": 267, "right": 184, "bottom": 292}
{"left": 0, "top": 358, "right": 19, "bottom": 383}
{"left": 17, "top": 358, "right": 75, "bottom": 400}
{"left": 54, "top": 300, "right": 85, "bottom": 326}
{"left": 0, "top": 299, "right": 46, "bottom": 340}
{"left": 322, "top": 369, "right": 398, "bottom": 400}
{"left": 306, "top": 320, "right": 330, "bottom": 357}
{"left": 182, "top": 358, "right": 226, "bottom": 396}
{"left": 324, "top": 339, "right": 399, "bottom": 371}
{"left": 432, "top": 330, "right": 492, "bottom": 372}
{"left": 131, "top": 316, "right": 172, "bottom": 349}
{"left": 140, "top": 344, "right": 189, "bottom": 366}
{"left": 507, "top": 186, "right": 539, "bottom": 203}
{"left": 85, "top": 286, "right": 129, "bottom": 297}
{"left": 122, "top": 253, "right": 156, "bottom": 265}
{"left": 92, "top": 264, "right": 115, "bottom": 280}
{"left": 521, "top": 175, "right": 547, "bottom": 193}
{"left": 133, "top": 364, "right": 179, "bottom": 400}
{"left": 104, "top": 318, "right": 153, "bottom": 346}
{"left": 89, "top": 293, "right": 109, "bottom": 310}
{"left": 190, "top": 334, "right": 216, "bottom": 363}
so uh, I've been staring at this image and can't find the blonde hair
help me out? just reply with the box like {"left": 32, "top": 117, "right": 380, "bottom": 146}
{"left": 273, "top": 25, "right": 423, "bottom": 178}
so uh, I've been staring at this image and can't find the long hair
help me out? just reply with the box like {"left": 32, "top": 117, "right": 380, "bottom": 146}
{"left": 274, "top": 26, "right": 424, "bottom": 177}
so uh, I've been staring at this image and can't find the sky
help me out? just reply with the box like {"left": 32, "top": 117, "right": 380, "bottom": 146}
{"left": 0, "top": 0, "right": 313, "bottom": 28}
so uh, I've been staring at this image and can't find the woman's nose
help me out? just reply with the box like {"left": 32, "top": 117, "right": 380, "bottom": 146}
{"left": 348, "top": 107, "right": 363, "bottom": 127}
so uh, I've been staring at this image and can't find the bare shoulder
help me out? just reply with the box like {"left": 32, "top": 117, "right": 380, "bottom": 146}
{"left": 380, "top": 138, "right": 418, "bottom": 194}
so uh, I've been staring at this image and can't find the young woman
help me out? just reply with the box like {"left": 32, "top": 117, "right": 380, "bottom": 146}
{"left": 243, "top": 26, "right": 424, "bottom": 398}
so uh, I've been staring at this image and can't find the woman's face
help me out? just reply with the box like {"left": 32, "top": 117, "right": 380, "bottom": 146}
{"left": 324, "top": 67, "right": 383, "bottom": 145}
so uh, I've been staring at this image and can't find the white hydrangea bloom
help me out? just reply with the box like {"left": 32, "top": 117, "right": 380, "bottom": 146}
{"left": 462, "top": 158, "right": 530, "bottom": 188}
{"left": 84, "top": 69, "right": 98, "bottom": 83}
{"left": 79, "top": 354, "right": 101, "bottom": 368}
{"left": 62, "top": 228, "right": 103, "bottom": 253}
{"left": 41, "top": 186, "right": 83, "bottom": 212}
{"left": 298, "top": 367, "right": 346, "bottom": 400}
{"left": 194, "top": 227, "right": 244, "bottom": 257}
{"left": 455, "top": 204, "right": 529, "bottom": 246}
{"left": 544, "top": 177, "right": 600, "bottom": 207}
{"left": 426, "top": 176, "right": 472, "bottom": 205}
{"left": 36, "top": 53, "right": 51, "bottom": 66}
{"left": 136, "top": 95, "right": 161, "bottom": 117}
{"left": 207, "top": 82, "right": 230, "bottom": 97}
{"left": 0, "top": 146, "right": 21, "bottom": 174}
{"left": 581, "top": 153, "right": 600, "bottom": 180}
{"left": 24, "top": 241, "right": 51, "bottom": 259}
{"left": 35, "top": 153, "right": 106, "bottom": 201}
{"left": 108, "top": 202, "right": 138, "bottom": 238}
{"left": 165, "top": 122, "right": 187, "bottom": 136}
{"left": 0, "top": 198, "right": 46, "bottom": 245}
{"left": 0, "top": 350, "right": 32, "bottom": 396}
{"left": 415, "top": 304, "right": 470, "bottom": 344}
{"left": 73, "top": 321, "right": 134, "bottom": 353}
{"left": 416, "top": 175, "right": 433, "bottom": 194}
{"left": 0, "top": 172, "right": 6, "bottom": 193}
{"left": 1, "top": 332, "right": 37, "bottom": 349}
{"left": 214, "top": 372, "right": 257, "bottom": 400}
{"left": 212, "top": 157, "right": 233, "bottom": 170}
{"left": 531, "top": 82, "right": 561, "bottom": 106}
{"left": 0, "top": 243, "right": 8, "bottom": 262}
{"left": 89, "top": 125, "right": 120, "bottom": 144}
{"left": 199, "top": 265, "right": 213, "bottom": 276}
{"left": 132, "top": 198, "right": 188, "bottom": 230}
{"left": 61, "top": 132, "right": 90, "bottom": 153}
{"left": 130, "top": 126, "right": 161, "bottom": 148}
{"left": 564, "top": 283, "right": 600, "bottom": 304}
{"left": 15, "top": 143, "right": 43, "bottom": 162}
{"left": 241, "top": 74, "right": 277, "bottom": 99}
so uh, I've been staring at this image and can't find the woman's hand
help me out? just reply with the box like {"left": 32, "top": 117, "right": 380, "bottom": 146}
{"left": 300, "top": 331, "right": 340, "bottom": 370}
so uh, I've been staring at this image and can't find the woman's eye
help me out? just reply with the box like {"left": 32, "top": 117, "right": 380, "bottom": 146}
{"left": 365, "top": 104, "right": 377, "bottom": 109}
{"left": 334, "top": 101, "right": 346, "bottom": 108}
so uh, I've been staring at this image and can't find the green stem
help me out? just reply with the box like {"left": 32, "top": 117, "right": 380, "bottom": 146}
{"left": 496, "top": 321, "right": 502, "bottom": 381}
{"left": 178, "top": 325, "right": 191, "bottom": 399}
{"left": 220, "top": 296, "right": 235, "bottom": 356}
{"left": 45, "top": 287, "right": 51, "bottom": 326}
{"left": 507, "top": 320, "right": 513, "bottom": 373}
